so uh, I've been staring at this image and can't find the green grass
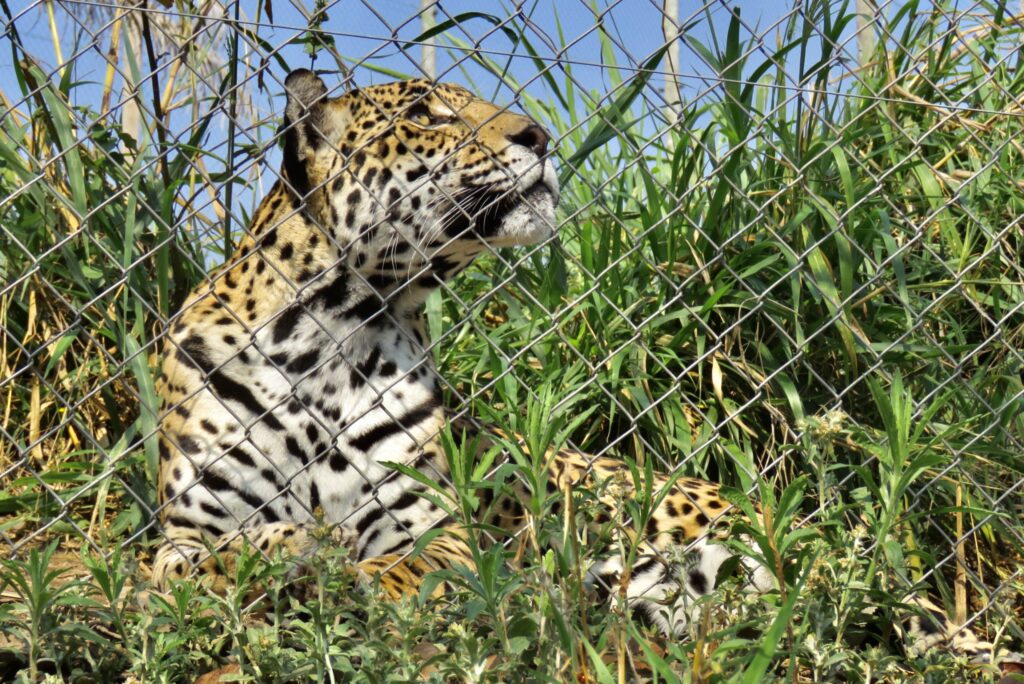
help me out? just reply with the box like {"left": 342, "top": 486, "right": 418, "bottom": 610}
{"left": 1, "top": 0, "right": 1023, "bottom": 681}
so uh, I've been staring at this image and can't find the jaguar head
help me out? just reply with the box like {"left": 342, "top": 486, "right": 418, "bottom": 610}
{"left": 279, "top": 69, "right": 558, "bottom": 285}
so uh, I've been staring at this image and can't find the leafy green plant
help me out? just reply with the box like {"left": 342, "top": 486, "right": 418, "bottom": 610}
{"left": 0, "top": 0, "right": 1022, "bottom": 680}
{"left": 0, "top": 542, "right": 87, "bottom": 680}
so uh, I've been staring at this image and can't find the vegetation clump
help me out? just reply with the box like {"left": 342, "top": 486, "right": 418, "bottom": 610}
{"left": 0, "top": 1, "right": 1021, "bottom": 680}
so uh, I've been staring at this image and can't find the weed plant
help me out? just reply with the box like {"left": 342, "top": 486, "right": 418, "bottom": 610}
{"left": 0, "top": 0, "right": 1022, "bottom": 681}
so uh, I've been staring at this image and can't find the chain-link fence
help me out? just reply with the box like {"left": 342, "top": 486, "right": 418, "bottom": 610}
{"left": 1, "top": 0, "right": 1022, "bottom": 680}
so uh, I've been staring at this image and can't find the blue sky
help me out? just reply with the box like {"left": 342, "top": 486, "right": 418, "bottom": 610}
{"left": 1, "top": 0, "right": 867, "bottom": 257}
{"left": 3, "top": 0, "right": 816, "bottom": 126}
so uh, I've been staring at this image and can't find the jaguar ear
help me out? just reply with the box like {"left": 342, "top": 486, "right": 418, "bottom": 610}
{"left": 282, "top": 70, "right": 329, "bottom": 198}
{"left": 284, "top": 69, "right": 328, "bottom": 124}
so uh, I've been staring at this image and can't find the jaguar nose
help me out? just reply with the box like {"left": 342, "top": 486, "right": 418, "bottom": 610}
{"left": 507, "top": 122, "right": 550, "bottom": 157}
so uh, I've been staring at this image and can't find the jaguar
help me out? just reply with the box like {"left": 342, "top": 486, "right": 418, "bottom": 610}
{"left": 152, "top": 69, "right": 1012, "bottom": 665}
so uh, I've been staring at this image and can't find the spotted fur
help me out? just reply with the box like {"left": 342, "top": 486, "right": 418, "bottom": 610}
{"left": 152, "top": 70, "right": 1012, "bottom": 665}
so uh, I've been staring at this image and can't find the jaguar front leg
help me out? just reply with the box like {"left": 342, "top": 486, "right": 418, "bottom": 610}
{"left": 151, "top": 521, "right": 361, "bottom": 594}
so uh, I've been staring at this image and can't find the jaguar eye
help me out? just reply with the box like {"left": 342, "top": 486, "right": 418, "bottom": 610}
{"left": 407, "top": 102, "right": 455, "bottom": 127}
{"left": 407, "top": 103, "right": 435, "bottom": 126}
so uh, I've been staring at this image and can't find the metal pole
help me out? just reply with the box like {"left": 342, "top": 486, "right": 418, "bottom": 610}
{"left": 662, "top": 0, "right": 680, "bottom": 125}
{"left": 421, "top": 0, "right": 436, "bottom": 79}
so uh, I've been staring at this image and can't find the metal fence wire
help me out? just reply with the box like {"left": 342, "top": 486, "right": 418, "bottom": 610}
{"left": 1, "top": 0, "right": 1023, "bottom": 677}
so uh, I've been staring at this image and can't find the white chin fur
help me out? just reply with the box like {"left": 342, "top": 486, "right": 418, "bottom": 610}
{"left": 491, "top": 161, "right": 559, "bottom": 246}
{"left": 492, "top": 186, "right": 556, "bottom": 246}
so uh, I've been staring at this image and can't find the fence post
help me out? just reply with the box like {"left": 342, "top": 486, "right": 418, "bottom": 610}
{"left": 856, "top": 0, "right": 876, "bottom": 64}
{"left": 421, "top": 0, "right": 436, "bottom": 79}
{"left": 662, "top": 0, "right": 680, "bottom": 126}
{"left": 120, "top": 9, "right": 143, "bottom": 150}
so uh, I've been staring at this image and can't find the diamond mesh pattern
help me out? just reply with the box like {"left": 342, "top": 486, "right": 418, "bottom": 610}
{"left": 1, "top": 0, "right": 1022, "bottom": 661}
